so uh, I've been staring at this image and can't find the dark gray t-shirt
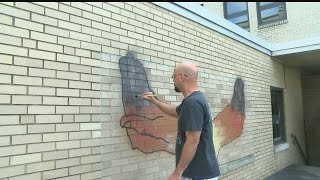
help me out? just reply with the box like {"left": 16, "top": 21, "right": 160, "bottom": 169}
{"left": 176, "top": 91, "right": 220, "bottom": 179}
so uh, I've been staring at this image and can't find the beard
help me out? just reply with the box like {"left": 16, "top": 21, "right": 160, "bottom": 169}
{"left": 174, "top": 85, "right": 181, "bottom": 92}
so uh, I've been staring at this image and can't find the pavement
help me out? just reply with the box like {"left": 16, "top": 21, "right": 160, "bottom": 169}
{"left": 266, "top": 165, "right": 320, "bottom": 180}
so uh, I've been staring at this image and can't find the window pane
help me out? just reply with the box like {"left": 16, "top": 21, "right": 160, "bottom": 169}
{"left": 258, "top": 2, "right": 286, "bottom": 25}
{"left": 229, "top": 15, "right": 248, "bottom": 24}
{"left": 227, "top": 2, "right": 247, "bottom": 15}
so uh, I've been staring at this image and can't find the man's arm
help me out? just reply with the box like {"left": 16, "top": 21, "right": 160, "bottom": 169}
{"left": 172, "top": 131, "right": 201, "bottom": 176}
{"left": 143, "top": 92, "right": 178, "bottom": 117}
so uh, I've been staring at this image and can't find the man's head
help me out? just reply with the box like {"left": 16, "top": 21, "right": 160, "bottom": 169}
{"left": 172, "top": 61, "right": 198, "bottom": 93}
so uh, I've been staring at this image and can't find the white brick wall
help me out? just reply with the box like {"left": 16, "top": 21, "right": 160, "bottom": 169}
{"left": 0, "top": 2, "right": 305, "bottom": 180}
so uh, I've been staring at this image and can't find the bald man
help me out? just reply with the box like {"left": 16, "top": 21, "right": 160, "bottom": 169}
{"left": 143, "top": 62, "right": 220, "bottom": 180}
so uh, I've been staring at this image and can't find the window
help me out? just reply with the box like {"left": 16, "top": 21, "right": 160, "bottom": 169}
{"left": 257, "top": 2, "right": 287, "bottom": 26}
{"left": 224, "top": 2, "right": 250, "bottom": 30}
{"left": 271, "top": 87, "right": 286, "bottom": 145}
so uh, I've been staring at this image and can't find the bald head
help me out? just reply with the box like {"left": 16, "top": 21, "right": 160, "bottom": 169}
{"left": 176, "top": 62, "right": 198, "bottom": 80}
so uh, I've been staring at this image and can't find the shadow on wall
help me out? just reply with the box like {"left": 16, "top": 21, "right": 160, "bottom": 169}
{"left": 118, "top": 52, "right": 245, "bottom": 156}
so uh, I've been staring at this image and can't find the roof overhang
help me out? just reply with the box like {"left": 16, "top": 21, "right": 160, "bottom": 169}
{"left": 152, "top": 2, "right": 320, "bottom": 71}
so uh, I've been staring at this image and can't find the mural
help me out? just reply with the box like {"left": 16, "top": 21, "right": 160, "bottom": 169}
{"left": 119, "top": 53, "right": 176, "bottom": 154}
{"left": 119, "top": 52, "right": 245, "bottom": 155}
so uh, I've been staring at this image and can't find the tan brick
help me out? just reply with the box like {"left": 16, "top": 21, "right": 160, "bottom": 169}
{"left": 13, "top": 76, "right": 42, "bottom": 86}
{"left": 69, "top": 97, "right": 91, "bottom": 106}
{"left": 82, "top": 26, "right": 101, "bottom": 37}
{"left": 28, "top": 124, "right": 55, "bottom": 133}
{"left": 38, "top": 42, "right": 63, "bottom": 53}
{"left": 0, "top": 165, "right": 24, "bottom": 179}
{"left": 36, "top": 114, "right": 62, "bottom": 123}
{"left": 12, "top": 134, "right": 41, "bottom": 145}
{"left": 43, "top": 78, "right": 68, "bottom": 88}
{"left": 0, "top": 145, "right": 26, "bottom": 157}
{"left": 29, "top": 49, "right": 56, "bottom": 61}
{"left": 56, "top": 157, "right": 80, "bottom": 169}
{"left": 32, "top": 13, "right": 57, "bottom": 26}
{"left": 27, "top": 161, "right": 55, "bottom": 173}
{"left": 81, "top": 74, "right": 100, "bottom": 82}
{"left": 66, "top": 47, "right": 76, "bottom": 56}
{"left": 57, "top": 71, "right": 80, "bottom": 80}
{"left": 58, "top": 37, "right": 81, "bottom": 48}
{"left": 0, "top": 95, "right": 10, "bottom": 104}
{"left": 0, "top": 44, "right": 28, "bottom": 57}
{"left": 56, "top": 175, "right": 80, "bottom": 180}
{"left": 0, "top": 14, "right": 13, "bottom": 25}
{"left": 56, "top": 123, "right": 80, "bottom": 132}
{"left": 69, "top": 81, "right": 91, "bottom": 90}
{"left": 63, "top": 115, "right": 74, "bottom": 122}
{"left": 69, "top": 131, "right": 91, "bottom": 140}
{"left": 56, "top": 106, "right": 80, "bottom": 114}
{"left": 45, "top": 25, "right": 69, "bottom": 38}
{"left": 69, "top": 164, "right": 91, "bottom": 175}
{"left": 43, "top": 133, "right": 68, "bottom": 142}
{"left": 0, "top": 136, "right": 10, "bottom": 146}
{"left": 34, "top": 2, "right": 58, "bottom": 9}
{"left": 0, "top": 105, "right": 27, "bottom": 115}
{"left": 57, "top": 53, "right": 80, "bottom": 64}
{"left": 29, "top": 67, "right": 56, "bottom": 78}
{"left": 0, "top": 54, "right": 12, "bottom": 64}
{"left": 70, "top": 64, "right": 91, "bottom": 74}
{"left": 12, "top": 95, "right": 42, "bottom": 104}
{"left": 0, "top": 64, "right": 27, "bottom": 76}
{"left": 43, "top": 61, "right": 67, "bottom": 71}
{"left": 16, "top": 2, "right": 44, "bottom": 14}
{"left": 56, "top": 140, "right": 80, "bottom": 150}
{"left": 43, "top": 150, "right": 68, "bottom": 161}
{"left": 43, "top": 168, "right": 68, "bottom": 180}
{"left": 57, "top": 88, "right": 80, "bottom": 97}
{"left": 0, "top": 115, "right": 19, "bottom": 125}
{"left": 80, "top": 90, "right": 100, "bottom": 98}
{"left": 9, "top": 173, "right": 41, "bottom": 180}
{"left": 20, "top": 115, "right": 35, "bottom": 124}
{"left": 28, "top": 105, "right": 55, "bottom": 114}
{"left": 70, "top": 15, "right": 91, "bottom": 26}
{"left": 80, "top": 138, "right": 100, "bottom": 147}
{"left": 15, "top": 18, "right": 43, "bottom": 32}
{"left": 0, "top": 4, "right": 29, "bottom": 20}
{"left": 43, "top": 96, "right": 68, "bottom": 105}
{"left": 45, "top": 8, "right": 69, "bottom": 21}
{"left": 19, "top": 48, "right": 40, "bottom": 65}
{"left": 70, "top": 31, "right": 91, "bottom": 42}
{"left": 0, "top": 34, "right": 21, "bottom": 46}
{"left": 23, "top": 38, "right": 36, "bottom": 48}
{"left": 59, "top": 3, "right": 81, "bottom": 15}
{"left": 29, "top": 86, "right": 55, "bottom": 96}
{"left": 92, "top": 6, "right": 111, "bottom": 18}
{"left": 80, "top": 106, "right": 100, "bottom": 114}
{"left": 10, "top": 153, "right": 42, "bottom": 165}
{"left": 0, "top": 74, "right": 11, "bottom": 84}
{"left": 0, "top": 157, "right": 9, "bottom": 168}
{"left": 31, "top": 31, "right": 57, "bottom": 43}
{"left": 27, "top": 142, "right": 55, "bottom": 153}
{"left": 59, "top": 20, "right": 81, "bottom": 32}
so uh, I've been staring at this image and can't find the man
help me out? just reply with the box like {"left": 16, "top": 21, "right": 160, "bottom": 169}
{"left": 143, "top": 62, "right": 220, "bottom": 180}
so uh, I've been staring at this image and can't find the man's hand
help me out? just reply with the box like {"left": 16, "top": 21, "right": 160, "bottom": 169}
{"left": 142, "top": 92, "right": 157, "bottom": 103}
{"left": 168, "top": 171, "right": 182, "bottom": 180}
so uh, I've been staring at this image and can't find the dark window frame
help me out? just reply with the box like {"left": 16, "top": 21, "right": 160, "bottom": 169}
{"left": 257, "top": 2, "right": 287, "bottom": 26}
{"left": 270, "top": 87, "right": 286, "bottom": 145}
{"left": 223, "top": 2, "right": 250, "bottom": 30}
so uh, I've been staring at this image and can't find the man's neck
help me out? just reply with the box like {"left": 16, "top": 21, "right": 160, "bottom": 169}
{"left": 182, "top": 87, "right": 199, "bottom": 98}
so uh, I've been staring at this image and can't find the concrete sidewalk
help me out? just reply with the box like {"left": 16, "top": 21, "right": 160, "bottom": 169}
{"left": 266, "top": 165, "right": 320, "bottom": 180}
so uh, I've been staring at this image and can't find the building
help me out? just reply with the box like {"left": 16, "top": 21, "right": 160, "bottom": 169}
{"left": 0, "top": 2, "right": 319, "bottom": 180}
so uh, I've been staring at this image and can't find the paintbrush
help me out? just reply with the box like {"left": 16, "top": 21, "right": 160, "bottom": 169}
{"left": 134, "top": 94, "right": 163, "bottom": 98}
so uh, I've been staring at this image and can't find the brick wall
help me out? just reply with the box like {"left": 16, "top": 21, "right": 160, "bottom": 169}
{"left": 0, "top": 2, "right": 304, "bottom": 180}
